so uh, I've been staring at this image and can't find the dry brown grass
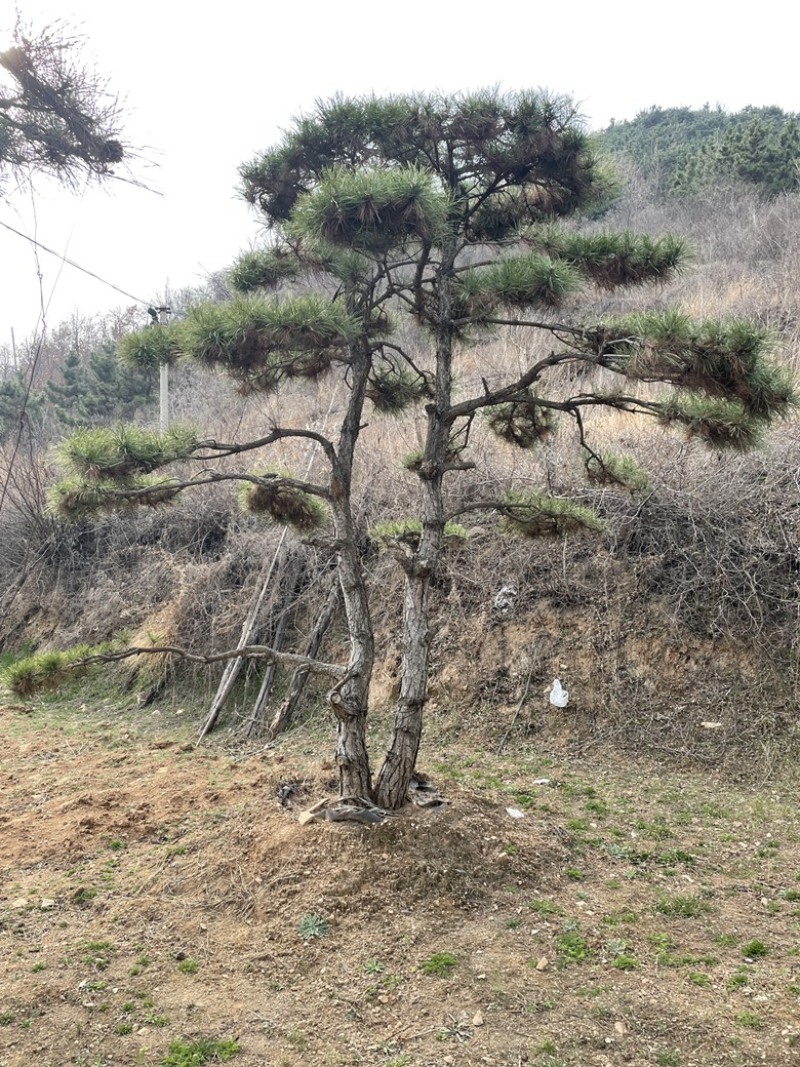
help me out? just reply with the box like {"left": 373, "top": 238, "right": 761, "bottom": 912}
{"left": 1, "top": 185, "right": 800, "bottom": 766}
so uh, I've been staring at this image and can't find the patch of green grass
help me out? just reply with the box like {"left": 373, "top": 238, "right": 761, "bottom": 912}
{"left": 565, "top": 818, "right": 589, "bottom": 831}
{"left": 298, "top": 913, "right": 329, "bottom": 940}
{"left": 734, "top": 1011, "right": 764, "bottom": 1030}
{"left": 602, "top": 910, "right": 638, "bottom": 925}
{"left": 726, "top": 971, "right": 750, "bottom": 991}
{"left": 116, "top": 1022, "right": 133, "bottom": 1035}
{"left": 161, "top": 1037, "right": 240, "bottom": 1065}
{"left": 528, "top": 898, "right": 560, "bottom": 915}
{"left": 285, "top": 1029, "right": 308, "bottom": 1051}
{"left": 714, "top": 933, "right": 739, "bottom": 947}
{"left": 742, "top": 940, "right": 768, "bottom": 959}
{"left": 655, "top": 1051, "right": 682, "bottom": 1067}
{"left": 612, "top": 954, "right": 637, "bottom": 971}
{"left": 146, "top": 1012, "right": 170, "bottom": 1027}
{"left": 421, "top": 952, "right": 457, "bottom": 977}
{"left": 565, "top": 868, "right": 584, "bottom": 881}
{"left": 655, "top": 894, "right": 712, "bottom": 918}
{"left": 72, "top": 887, "right": 97, "bottom": 906}
{"left": 555, "top": 931, "right": 592, "bottom": 963}
{"left": 0, "top": 1012, "right": 15, "bottom": 1026}
{"left": 689, "top": 972, "right": 712, "bottom": 987}
{"left": 656, "top": 849, "right": 695, "bottom": 866}
{"left": 177, "top": 958, "right": 200, "bottom": 974}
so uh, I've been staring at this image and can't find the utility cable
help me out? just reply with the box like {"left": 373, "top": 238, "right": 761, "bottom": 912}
{"left": 0, "top": 216, "right": 152, "bottom": 306}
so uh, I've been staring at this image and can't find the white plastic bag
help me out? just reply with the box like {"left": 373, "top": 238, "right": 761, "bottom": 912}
{"left": 549, "top": 678, "right": 569, "bottom": 708}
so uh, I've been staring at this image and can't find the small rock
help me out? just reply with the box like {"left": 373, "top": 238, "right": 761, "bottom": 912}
{"left": 40, "top": 899, "right": 56, "bottom": 910}
{"left": 10, "top": 898, "right": 27, "bottom": 909}
{"left": 535, "top": 957, "right": 549, "bottom": 971}
{"left": 472, "top": 1010, "right": 485, "bottom": 1026}
{"left": 614, "top": 1021, "right": 628, "bottom": 1036}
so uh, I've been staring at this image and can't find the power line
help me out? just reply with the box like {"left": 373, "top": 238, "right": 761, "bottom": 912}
{"left": 0, "top": 216, "right": 152, "bottom": 306}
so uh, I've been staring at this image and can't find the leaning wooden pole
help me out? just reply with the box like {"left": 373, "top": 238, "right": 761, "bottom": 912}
{"left": 243, "top": 553, "right": 307, "bottom": 738}
{"left": 196, "top": 527, "right": 289, "bottom": 743}
{"left": 265, "top": 574, "right": 341, "bottom": 741}
{"left": 196, "top": 384, "right": 342, "bottom": 744}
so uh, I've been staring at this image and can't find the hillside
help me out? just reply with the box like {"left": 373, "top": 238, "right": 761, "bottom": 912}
{"left": 2, "top": 125, "right": 800, "bottom": 1067}
{"left": 2, "top": 693, "right": 799, "bottom": 1067}
{"left": 598, "top": 105, "right": 800, "bottom": 197}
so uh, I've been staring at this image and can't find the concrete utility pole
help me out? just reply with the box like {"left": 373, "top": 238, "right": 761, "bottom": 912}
{"left": 156, "top": 306, "right": 171, "bottom": 431}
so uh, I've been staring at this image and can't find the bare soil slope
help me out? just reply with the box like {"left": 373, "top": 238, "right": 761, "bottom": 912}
{"left": 1, "top": 696, "right": 799, "bottom": 1067}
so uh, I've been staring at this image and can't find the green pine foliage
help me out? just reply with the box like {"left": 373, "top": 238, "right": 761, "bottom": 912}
{"left": 500, "top": 490, "right": 606, "bottom": 538}
{"left": 47, "top": 346, "right": 156, "bottom": 427}
{"left": 290, "top": 166, "right": 450, "bottom": 252}
{"left": 56, "top": 425, "right": 198, "bottom": 482}
{"left": 240, "top": 90, "right": 606, "bottom": 234}
{"left": 600, "top": 105, "right": 800, "bottom": 197}
{"left": 118, "top": 321, "right": 183, "bottom": 370}
{"left": 229, "top": 248, "right": 301, "bottom": 292}
{"left": 589, "top": 312, "right": 797, "bottom": 421}
{"left": 584, "top": 452, "right": 650, "bottom": 492}
{"left": 370, "top": 518, "right": 469, "bottom": 550}
{"left": 656, "top": 394, "right": 766, "bottom": 451}
{"left": 3, "top": 642, "right": 114, "bottom": 697}
{"left": 49, "top": 475, "right": 182, "bottom": 518}
{"left": 0, "top": 370, "right": 43, "bottom": 443}
{"left": 525, "top": 228, "right": 687, "bottom": 289}
{"left": 460, "top": 255, "right": 583, "bottom": 313}
{"left": 180, "top": 295, "right": 361, "bottom": 392}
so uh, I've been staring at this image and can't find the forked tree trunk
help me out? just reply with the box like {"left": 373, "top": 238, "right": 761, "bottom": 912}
{"left": 375, "top": 239, "right": 455, "bottom": 810}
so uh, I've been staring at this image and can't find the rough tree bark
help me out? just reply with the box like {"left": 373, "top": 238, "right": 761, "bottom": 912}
{"left": 375, "top": 241, "right": 456, "bottom": 809}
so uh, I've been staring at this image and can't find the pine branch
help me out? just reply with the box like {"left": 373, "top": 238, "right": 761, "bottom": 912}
{"left": 65, "top": 643, "right": 348, "bottom": 679}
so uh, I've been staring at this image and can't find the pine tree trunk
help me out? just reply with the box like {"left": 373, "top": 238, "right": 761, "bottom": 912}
{"left": 374, "top": 546, "right": 434, "bottom": 809}
{"left": 329, "top": 335, "right": 376, "bottom": 800}
{"left": 375, "top": 237, "right": 456, "bottom": 810}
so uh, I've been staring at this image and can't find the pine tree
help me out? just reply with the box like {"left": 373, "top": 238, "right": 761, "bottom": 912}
{"left": 52, "top": 91, "right": 797, "bottom": 810}
{"left": 46, "top": 352, "right": 89, "bottom": 426}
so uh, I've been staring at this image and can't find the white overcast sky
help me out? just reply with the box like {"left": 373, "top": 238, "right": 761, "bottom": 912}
{"left": 2, "top": 0, "right": 798, "bottom": 352}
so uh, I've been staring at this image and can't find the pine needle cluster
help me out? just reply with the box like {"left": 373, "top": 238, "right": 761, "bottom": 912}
{"left": 228, "top": 248, "right": 301, "bottom": 292}
{"left": 56, "top": 425, "right": 198, "bottom": 481}
{"left": 370, "top": 518, "right": 469, "bottom": 550}
{"left": 526, "top": 228, "right": 687, "bottom": 289}
{"left": 584, "top": 451, "right": 650, "bottom": 491}
{"left": 239, "top": 473, "right": 329, "bottom": 533}
{"left": 460, "top": 255, "right": 582, "bottom": 314}
{"left": 500, "top": 490, "right": 606, "bottom": 538}
{"left": 365, "top": 362, "right": 432, "bottom": 414}
{"left": 485, "top": 391, "right": 559, "bottom": 448}
{"left": 180, "top": 295, "right": 360, "bottom": 392}
{"left": 290, "top": 166, "right": 449, "bottom": 253}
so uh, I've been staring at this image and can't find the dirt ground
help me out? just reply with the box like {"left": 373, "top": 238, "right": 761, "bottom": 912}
{"left": 1, "top": 693, "right": 799, "bottom": 1067}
